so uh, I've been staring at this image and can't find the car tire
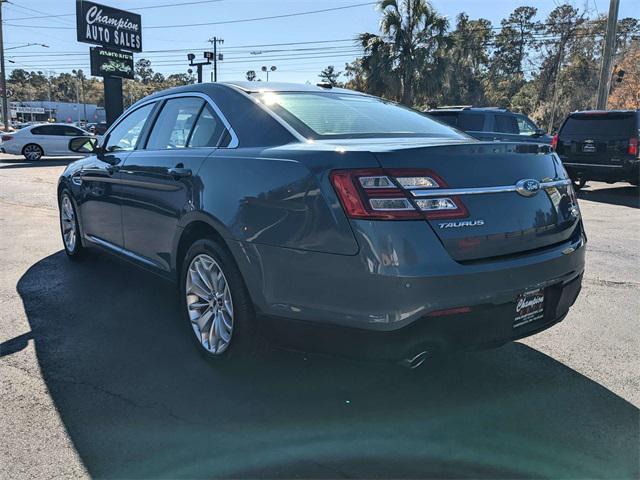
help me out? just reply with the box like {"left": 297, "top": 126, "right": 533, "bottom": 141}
{"left": 571, "top": 177, "right": 587, "bottom": 191}
{"left": 180, "top": 238, "right": 262, "bottom": 362}
{"left": 22, "top": 143, "right": 44, "bottom": 161}
{"left": 59, "top": 190, "right": 84, "bottom": 260}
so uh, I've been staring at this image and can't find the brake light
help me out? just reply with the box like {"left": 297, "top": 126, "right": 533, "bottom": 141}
{"left": 1, "top": 135, "right": 13, "bottom": 142}
{"left": 551, "top": 134, "right": 558, "bottom": 150}
{"left": 628, "top": 137, "right": 638, "bottom": 156}
{"left": 330, "top": 168, "right": 468, "bottom": 220}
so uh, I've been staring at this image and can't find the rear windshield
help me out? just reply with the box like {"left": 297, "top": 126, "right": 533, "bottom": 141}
{"left": 561, "top": 113, "right": 636, "bottom": 136}
{"left": 255, "top": 92, "right": 467, "bottom": 140}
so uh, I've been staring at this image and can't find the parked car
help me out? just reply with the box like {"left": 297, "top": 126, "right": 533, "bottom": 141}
{"left": 60, "top": 82, "right": 585, "bottom": 366}
{"left": 87, "top": 121, "right": 108, "bottom": 136}
{"left": 553, "top": 110, "right": 640, "bottom": 189}
{"left": 1, "top": 123, "right": 90, "bottom": 160}
{"left": 426, "top": 106, "right": 552, "bottom": 145}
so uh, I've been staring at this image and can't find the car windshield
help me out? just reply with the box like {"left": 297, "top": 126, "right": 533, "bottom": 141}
{"left": 255, "top": 91, "right": 467, "bottom": 140}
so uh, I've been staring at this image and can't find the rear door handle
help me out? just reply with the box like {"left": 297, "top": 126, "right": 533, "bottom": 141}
{"left": 167, "top": 167, "right": 192, "bottom": 178}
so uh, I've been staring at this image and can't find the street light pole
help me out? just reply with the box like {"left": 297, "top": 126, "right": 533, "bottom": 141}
{"left": 0, "top": 0, "right": 9, "bottom": 131}
{"left": 208, "top": 37, "right": 224, "bottom": 82}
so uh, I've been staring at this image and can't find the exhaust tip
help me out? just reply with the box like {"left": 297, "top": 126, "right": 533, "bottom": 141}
{"left": 399, "top": 351, "right": 429, "bottom": 369}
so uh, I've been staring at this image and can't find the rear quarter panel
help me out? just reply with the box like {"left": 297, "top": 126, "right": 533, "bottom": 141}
{"left": 194, "top": 146, "right": 379, "bottom": 255}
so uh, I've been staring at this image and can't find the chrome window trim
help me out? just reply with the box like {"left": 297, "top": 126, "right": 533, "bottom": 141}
{"left": 410, "top": 179, "right": 571, "bottom": 197}
{"left": 111, "top": 92, "right": 239, "bottom": 149}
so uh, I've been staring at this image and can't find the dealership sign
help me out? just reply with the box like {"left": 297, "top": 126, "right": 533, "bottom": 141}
{"left": 90, "top": 47, "right": 134, "bottom": 79}
{"left": 76, "top": 0, "right": 142, "bottom": 52}
{"left": 12, "top": 107, "right": 46, "bottom": 114}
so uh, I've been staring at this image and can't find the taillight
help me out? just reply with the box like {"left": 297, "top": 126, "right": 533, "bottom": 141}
{"left": 551, "top": 134, "right": 558, "bottom": 150}
{"left": 330, "top": 168, "right": 468, "bottom": 220}
{"left": 1, "top": 135, "right": 13, "bottom": 142}
{"left": 628, "top": 137, "right": 638, "bottom": 157}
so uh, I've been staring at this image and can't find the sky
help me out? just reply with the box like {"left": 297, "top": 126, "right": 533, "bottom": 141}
{"left": 2, "top": 0, "right": 638, "bottom": 84}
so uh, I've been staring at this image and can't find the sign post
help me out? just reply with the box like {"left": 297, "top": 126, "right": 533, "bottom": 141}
{"left": 76, "top": 0, "right": 142, "bottom": 127}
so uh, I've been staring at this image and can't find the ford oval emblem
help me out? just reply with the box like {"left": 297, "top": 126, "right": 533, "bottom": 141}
{"left": 516, "top": 179, "right": 541, "bottom": 197}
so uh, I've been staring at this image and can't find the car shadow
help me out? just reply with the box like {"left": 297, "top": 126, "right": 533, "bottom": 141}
{"left": 577, "top": 185, "right": 639, "bottom": 208}
{"left": 0, "top": 157, "right": 81, "bottom": 169}
{"left": 12, "top": 251, "right": 639, "bottom": 479}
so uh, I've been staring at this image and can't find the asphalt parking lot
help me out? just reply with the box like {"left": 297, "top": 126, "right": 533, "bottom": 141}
{"left": 1, "top": 153, "right": 638, "bottom": 479}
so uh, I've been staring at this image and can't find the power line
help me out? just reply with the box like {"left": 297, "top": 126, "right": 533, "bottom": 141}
{"left": 3, "top": 0, "right": 225, "bottom": 21}
{"left": 3, "top": 1, "right": 378, "bottom": 30}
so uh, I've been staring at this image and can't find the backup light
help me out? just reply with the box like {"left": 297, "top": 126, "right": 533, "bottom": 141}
{"left": 395, "top": 176, "right": 439, "bottom": 189}
{"left": 369, "top": 198, "right": 414, "bottom": 211}
{"left": 359, "top": 176, "right": 394, "bottom": 188}
{"left": 415, "top": 198, "right": 458, "bottom": 211}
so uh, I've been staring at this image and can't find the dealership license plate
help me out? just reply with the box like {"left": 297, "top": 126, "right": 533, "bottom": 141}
{"left": 514, "top": 289, "right": 545, "bottom": 328}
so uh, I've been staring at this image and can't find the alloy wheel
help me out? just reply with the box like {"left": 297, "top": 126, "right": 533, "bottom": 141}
{"left": 23, "top": 144, "right": 43, "bottom": 161}
{"left": 185, "top": 254, "right": 234, "bottom": 354}
{"left": 60, "top": 195, "right": 77, "bottom": 252}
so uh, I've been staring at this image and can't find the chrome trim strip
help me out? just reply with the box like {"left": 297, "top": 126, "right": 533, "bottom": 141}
{"left": 563, "top": 162, "right": 624, "bottom": 168}
{"left": 85, "top": 234, "right": 159, "bottom": 268}
{"left": 410, "top": 179, "right": 571, "bottom": 197}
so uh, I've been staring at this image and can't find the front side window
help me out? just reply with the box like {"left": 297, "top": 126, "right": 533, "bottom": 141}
{"left": 516, "top": 115, "right": 538, "bottom": 136}
{"left": 494, "top": 114, "right": 519, "bottom": 134}
{"left": 105, "top": 103, "right": 155, "bottom": 152}
{"left": 256, "top": 92, "right": 466, "bottom": 140}
{"left": 146, "top": 97, "right": 204, "bottom": 150}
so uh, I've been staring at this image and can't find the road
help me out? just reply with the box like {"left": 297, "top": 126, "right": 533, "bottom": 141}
{"left": 1, "top": 153, "right": 638, "bottom": 479}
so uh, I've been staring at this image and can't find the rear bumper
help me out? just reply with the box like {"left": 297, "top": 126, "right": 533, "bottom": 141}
{"left": 261, "top": 272, "right": 583, "bottom": 361}
{"left": 562, "top": 159, "right": 640, "bottom": 182}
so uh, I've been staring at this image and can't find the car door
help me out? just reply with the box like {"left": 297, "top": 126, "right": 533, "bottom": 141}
{"left": 79, "top": 102, "right": 156, "bottom": 248}
{"left": 30, "top": 125, "right": 65, "bottom": 155}
{"left": 119, "top": 95, "right": 230, "bottom": 272}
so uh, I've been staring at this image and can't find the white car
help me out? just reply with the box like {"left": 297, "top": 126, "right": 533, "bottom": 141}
{"left": 1, "top": 123, "right": 91, "bottom": 160}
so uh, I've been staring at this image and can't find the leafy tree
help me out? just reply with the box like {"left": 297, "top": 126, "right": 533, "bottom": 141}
{"left": 318, "top": 65, "right": 342, "bottom": 86}
{"left": 245, "top": 70, "right": 257, "bottom": 81}
{"left": 608, "top": 41, "right": 640, "bottom": 109}
{"left": 377, "top": 0, "right": 449, "bottom": 105}
{"left": 445, "top": 13, "right": 493, "bottom": 106}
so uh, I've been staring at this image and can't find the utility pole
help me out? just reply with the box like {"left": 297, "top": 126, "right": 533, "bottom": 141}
{"left": 0, "top": 0, "right": 9, "bottom": 131}
{"left": 596, "top": 0, "right": 620, "bottom": 110}
{"left": 208, "top": 37, "right": 224, "bottom": 82}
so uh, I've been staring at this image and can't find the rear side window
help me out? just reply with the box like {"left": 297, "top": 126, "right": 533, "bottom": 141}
{"left": 31, "top": 125, "right": 57, "bottom": 135}
{"left": 494, "top": 114, "right": 519, "bottom": 134}
{"left": 146, "top": 97, "right": 204, "bottom": 150}
{"left": 458, "top": 113, "right": 484, "bottom": 131}
{"left": 189, "top": 104, "right": 227, "bottom": 147}
{"left": 561, "top": 113, "right": 636, "bottom": 136}
{"left": 428, "top": 112, "right": 459, "bottom": 127}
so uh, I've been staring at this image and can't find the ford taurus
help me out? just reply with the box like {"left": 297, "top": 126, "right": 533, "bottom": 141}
{"left": 59, "top": 82, "right": 585, "bottom": 366}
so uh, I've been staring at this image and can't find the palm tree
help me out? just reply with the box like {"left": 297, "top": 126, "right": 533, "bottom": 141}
{"left": 377, "top": 0, "right": 449, "bottom": 105}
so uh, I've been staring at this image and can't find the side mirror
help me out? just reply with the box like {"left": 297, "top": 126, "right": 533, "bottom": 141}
{"left": 69, "top": 136, "right": 100, "bottom": 154}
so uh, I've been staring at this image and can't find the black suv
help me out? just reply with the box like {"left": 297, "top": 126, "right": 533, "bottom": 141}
{"left": 426, "top": 107, "right": 552, "bottom": 145}
{"left": 554, "top": 110, "right": 640, "bottom": 189}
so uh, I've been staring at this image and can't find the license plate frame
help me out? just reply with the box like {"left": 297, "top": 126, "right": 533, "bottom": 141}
{"left": 514, "top": 288, "right": 545, "bottom": 328}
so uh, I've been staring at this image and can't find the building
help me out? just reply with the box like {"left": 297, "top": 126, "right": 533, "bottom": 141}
{"left": 9, "top": 101, "right": 106, "bottom": 124}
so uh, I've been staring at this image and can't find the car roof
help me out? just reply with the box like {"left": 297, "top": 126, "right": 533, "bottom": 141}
{"left": 427, "top": 106, "right": 512, "bottom": 114}
{"left": 220, "top": 81, "right": 363, "bottom": 95}
{"left": 569, "top": 109, "right": 639, "bottom": 116}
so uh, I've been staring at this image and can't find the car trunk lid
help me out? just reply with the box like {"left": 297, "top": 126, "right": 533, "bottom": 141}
{"left": 372, "top": 142, "right": 580, "bottom": 262}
